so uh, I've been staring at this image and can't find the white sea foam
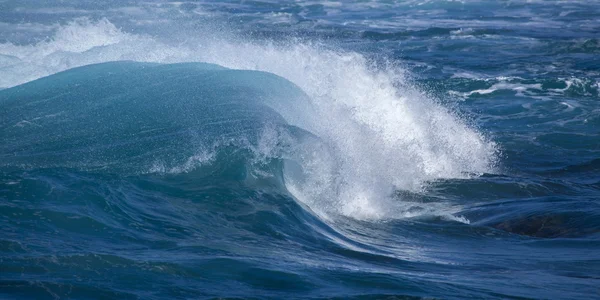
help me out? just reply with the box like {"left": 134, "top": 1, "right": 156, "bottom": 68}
{"left": 464, "top": 82, "right": 543, "bottom": 97}
{"left": 0, "top": 18, "right": 498, "bottom": 221}
{"left": 449, "top": 76, "right": 599, "bottom": 100}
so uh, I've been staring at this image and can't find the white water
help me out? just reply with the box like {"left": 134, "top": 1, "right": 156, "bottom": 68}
{"left": 0, "top": 18, "right": 498, "bottom": 221}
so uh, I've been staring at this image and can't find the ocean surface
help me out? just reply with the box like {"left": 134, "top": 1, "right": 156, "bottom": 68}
{"left": 1, "top": 1, "right": 599, "bottom": 299}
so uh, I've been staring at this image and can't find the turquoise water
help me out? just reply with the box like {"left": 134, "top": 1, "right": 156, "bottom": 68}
{"left": 1, "top": 1, "right": 599, "bottom": 299}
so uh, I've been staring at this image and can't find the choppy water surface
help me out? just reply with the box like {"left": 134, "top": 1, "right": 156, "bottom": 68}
{"left": 1, "top": 1, "right": 599, "bottom": 299}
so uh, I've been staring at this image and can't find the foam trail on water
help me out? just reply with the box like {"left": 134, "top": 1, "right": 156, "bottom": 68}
{"left": 0, "top": 18, "right": 498, "bottom": 220}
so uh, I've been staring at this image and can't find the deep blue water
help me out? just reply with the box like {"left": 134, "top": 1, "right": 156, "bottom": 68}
{"left": 1, "top": 1, "right": 599, "bottom": 299}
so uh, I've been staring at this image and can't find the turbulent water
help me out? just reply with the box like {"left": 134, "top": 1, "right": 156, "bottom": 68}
{"left": 1, "top": 1, "right": 599, "bottom": 299}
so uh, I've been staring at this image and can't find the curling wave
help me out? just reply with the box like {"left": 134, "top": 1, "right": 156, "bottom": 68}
{"left": 0, "top": 19, "right": 498, "bottom": 221}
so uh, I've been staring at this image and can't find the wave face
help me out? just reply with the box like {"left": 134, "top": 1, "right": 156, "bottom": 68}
{"left": 1, "top": 62, "right": 308, "bottom": 174}
{"left": 1, "top": 2, "right": 600, "bottom": 299}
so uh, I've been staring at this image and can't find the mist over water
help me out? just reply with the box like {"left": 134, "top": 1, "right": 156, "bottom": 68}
{"left": 1, "top": 1, "right": 599, "bottom": 299}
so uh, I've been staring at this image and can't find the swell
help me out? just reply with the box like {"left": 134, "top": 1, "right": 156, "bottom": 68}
{"left": 4, "top": 165, "right": 598, "bottom": 299}
{"left": 2, "top": 163, "right": 454, "bottom": 299}
{"left": 0, "top": 166, "right": 336, "bottom": 298}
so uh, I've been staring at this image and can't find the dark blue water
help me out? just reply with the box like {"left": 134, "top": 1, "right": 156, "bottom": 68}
{"left": 1, "top": 1, "right": 599, "bottom": 299}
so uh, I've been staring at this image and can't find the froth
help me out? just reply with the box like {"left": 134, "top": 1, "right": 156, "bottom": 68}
{"left": 0, "top": 18, "right": 498, "bottom": 221}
